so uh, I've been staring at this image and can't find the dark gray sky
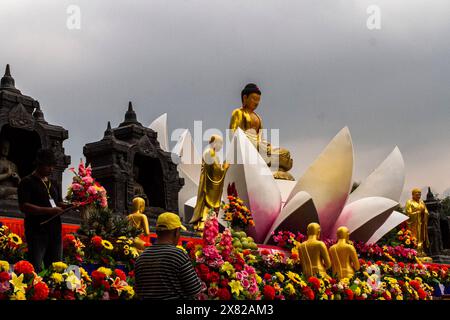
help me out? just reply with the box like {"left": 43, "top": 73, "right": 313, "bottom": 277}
{"left": 1, "top": 0, "right": 449, "bottom": 203}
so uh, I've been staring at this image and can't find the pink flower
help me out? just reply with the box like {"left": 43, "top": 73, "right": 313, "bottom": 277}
{"left": 241, "top": 279, "right": 250, "bottom": 289}
{"left": 0, "top": 281, "right": 10, "bottom": 293}
{"left": 82, "top": 176, "right": 94, "bottom": 185}
{"left": 87, "top": 186, "right": 97, "bottom": 195}
{"left": 208, "top": 287, "right": 218, "bottom": 297}
{"left": 236, "top": 272, "right": 243, "bottom": 281}
{"left": 102, "top": 292, "right": 110, "bottom": 300}
{"left": 71, "top": 183, "right": 83, "bottom": 191}
{"left": 197, "top": 293, "right": 208, "bottom": 300}
{"left": 248, "top": 283, "right": 259, "bottom": 295}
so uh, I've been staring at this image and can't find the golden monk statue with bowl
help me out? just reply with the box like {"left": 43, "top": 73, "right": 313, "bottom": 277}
{"left": 127, "top": 196, "right": 150, "bottom": 251}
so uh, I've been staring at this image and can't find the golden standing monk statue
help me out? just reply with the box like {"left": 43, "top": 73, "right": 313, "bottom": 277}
{"left": 297, "top": 223, "right": 331, "bottom": 279}
{"left": 190, "top": 135, "right": 229, "bottom": 231}
{"left": 405, "top": 188, "right": 431, "bottom": 260}
{"left": 229, "top": 83, "right": 293, "bottom": 179}
{"left": 329, "top": 226, "right": 360, "bottom": 280}
{"left": 127, "top": 197, "right": 150, "bottom": 250}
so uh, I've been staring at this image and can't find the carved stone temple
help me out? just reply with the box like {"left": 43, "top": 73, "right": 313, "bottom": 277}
{"left": 83, "top": 102, "right": 184, "bottom": 217}
{"left": 0, "top": 65, "right": 70, "bottom": 218}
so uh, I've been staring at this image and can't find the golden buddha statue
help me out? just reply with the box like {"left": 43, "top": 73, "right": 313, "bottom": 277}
{"left": 127, "top": 197, "right": 150, "bottom": 251}
{"left": 229, "top": 83, "right": 271, "bottom": 164}
{"left": 297, "top": 222, "right": 331, "bottom": 279}
{"left": 405, "top": 188, "right": 431, "bottom": 260}
{"left": 229, "top": 83, "right": 293, "bottom": 179}
{"left": 329, "top": 226, "right": 360, "bottom": 280}
{"left": 190, "top": 135, "right": 229, "bottom": 231}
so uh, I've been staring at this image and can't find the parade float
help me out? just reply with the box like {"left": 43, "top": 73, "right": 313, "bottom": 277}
{"left": 0, "top": 66, "right": 449, "bottom": 300}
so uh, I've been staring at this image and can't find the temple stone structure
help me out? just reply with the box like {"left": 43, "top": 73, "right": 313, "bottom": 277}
{"left": 83, "top": 102, "right": 184, "bottom": 217}
{"left": 0, "top": 64, "right": 71, "bottom": 218}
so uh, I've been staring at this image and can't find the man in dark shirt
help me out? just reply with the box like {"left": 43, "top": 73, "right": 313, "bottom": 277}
{"left": 18, "top": 149, "right": 66, "bottom": 271}
{"left": 135, "top": 212, "right": 203, "bottom": 300}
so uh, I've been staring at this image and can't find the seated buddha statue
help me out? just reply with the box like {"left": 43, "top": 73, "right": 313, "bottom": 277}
{"left": 229, "top": 83, "right": 293, "bottom": 179}
{"left": 190, "top": 134, "right": 229, "bottom": 231}
{"left": 127, "top": 196, "right": 150, "bottom": 251}
{"left": 297, "top": 222, "right": 331, "bottom": 279}
{"left": 405, "top": 188, "right": 431, "bottom": 260}
{"left": 0, "top": 139, "right": 20, "bottom": 200}
{"left": 329, "top": 226, "right": 360, "bottom": 280}
{"left": 271, "top": 148, "right": 294, "bottom": 181}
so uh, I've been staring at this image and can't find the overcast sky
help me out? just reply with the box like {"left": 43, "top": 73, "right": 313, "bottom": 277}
{"left": 0, "top": 0, "right": 449, "bottom": 203}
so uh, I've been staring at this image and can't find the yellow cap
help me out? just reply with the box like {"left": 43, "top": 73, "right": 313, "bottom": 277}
{"left": 156, "top": 212, "right": 187, "bottom": 231}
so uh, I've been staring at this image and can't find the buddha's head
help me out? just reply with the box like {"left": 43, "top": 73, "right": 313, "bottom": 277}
{"left": 132, "top": 196, "right": 146, "bottom": 213}
{"left": 412, "top": 188, "right": 422, "bottom": 202}
{"left": 277, "top": 149, "right": 293, "bottom": 171}
{"left": 0, "top": 139, "right": 10, "bottom": 157}
{"left": 241, "top": 83, "right": 261, "bottom": 112}
{"left": 336, "top": 226, "right": 350, "bottom": 241}
{"left": 306, "top": 222, "right": 321, "bottom": 239}
{"left": 209, "top": 134, "right": 223, "bottom": 152}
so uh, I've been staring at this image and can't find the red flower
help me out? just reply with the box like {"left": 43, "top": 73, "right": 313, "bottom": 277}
{"left": 114, "top": 269, "right": 127, "bottom": 281}
{"left": 220, "top": 279, "right": 229, "bottom": 288}
{"left": 128, "top": 270, "right": 135, "bottom": 278}
{"left": 196, "top": 264, "right": 210, "bottom": 282}
{"left": 344, "top": 289, "right": 354, "bottom": 300}
{"left": 382, "top": 291, "right": 392, "bottom": 300}
{"left": 0, "top": 271, "right": 10, "bottom": 282}
{"left": 417, "top": 288, "right": 427, "bottom": 300}
{"left": 264, "top": 273, "right": 272, "bottom": 281}
{"left": 30, "top": 282, "right": 49, "bottom": 300}
{"left": 409, "top": 280, "right": 421, "bottom": 291}
{"left": 208, "top": 272, "right": 220, "bottom": 284}
{"left": 263, "top": 285, "right": 276, "bottom": 300}
{"left": 217, "top": 288, "right": 231, "bottom": 300}
{"left": 308, "top": 277, "right": 321, "bottom": 290}
{"left": 376, "top": 261, "right": 382, "bottom": 266}
{"left": 261, "top": 249, "right": 270, "bottom": 255}
{"left": 91, "top": 236, "right": 103, "bottom": 248}
{"left": 398, "top": 262, "right": 405, "bottom": 268}
{"left": 14, "top": 260, "right": 34, "bottom": 275}
{"left": 63, "top": 290, "right": 75, "bottom": 300}
{"left": 302, "top": 287, "right": 315, "bottom": 300}
{"left": 102, "top": 280, "right": 111, "bottom": 290}
{"left": 388, "top": 261, "right": 394, "bottom": 267}
{"left": 63, "top": 234, "right": 75, "bottom": 248}
{"left": 50, "top": 289, "right": 62, "bottom": 299}
{"left": 92, "top": 270, "right": 106, "bottom": 284}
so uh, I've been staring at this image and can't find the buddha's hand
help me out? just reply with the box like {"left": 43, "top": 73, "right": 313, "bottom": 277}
{"left": 223, "top": 161, "right": 230, "bottom": 170}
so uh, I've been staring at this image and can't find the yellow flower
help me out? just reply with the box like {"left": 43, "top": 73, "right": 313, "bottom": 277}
{"left": 221, "top": 262, "right": 235, "bottom": 276}
{"left": 285, "top": 283, "right": 296, "bottom": 296}
{"left": 275, "top": 272, "right": 285, "bottom": 282}
{"left": 229, "top": 280, "right": 243, "bottom": 295}
{"left": 10, "top": 291, "right": 26, "bottom": 300}
{"left": 51, "top": 273, "right": 64, "bottom": 284}
{"left": 396, "top": 294, "right": 403, "bottom": 300}
{"left": 0, "top": 260, "right": 9, "bottom": 272}
{"left": 129, "top": 247, "right": 139, "bottom": 258}
{"left": 97, "top": 267, "right": 113, "bottom": 277}
{"left": 8, "top": 233, "right": 22, "bottom": 245}
{"left": 321, "top": 293, "right": 328, "bottom": 300}
{"left": 124, "top": 249, "right": 130, "bottom": 256}
{"left": 79, "top": 267, "right": 91, "bottom": 282}
{"left": 101, "top": 240, "right": 114, "bottom": 250}
{"left": 10, "top": 273, "right": 27, "bottom": 294}
{"left": 122, "top": 286, "right": 135, "bottom": 299}
{"left": 354, "top": 287, "right": 361, "bottom": 296}
{"left": 52, "top": 262, "right": 68, "bottom": 273}
{"left": 65, "top": 271, "right": 81, "bottom": 291}
{"left": 405, "top": 239, "right": 411, "bottom": 245}
{"left": 177, "top": 245, "right": 187, "bottom": 253}
{"left": 255, "top": 274, "right": 262, "bottom": 284}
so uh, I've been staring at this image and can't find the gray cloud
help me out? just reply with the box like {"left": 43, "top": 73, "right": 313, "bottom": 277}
{"left": 0, "top": 0, "right": 449, "bottom": 200}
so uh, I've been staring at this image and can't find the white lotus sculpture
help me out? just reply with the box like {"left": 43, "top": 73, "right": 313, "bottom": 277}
{"left": 149, "top": 115, "right": 408, "bottom": 245}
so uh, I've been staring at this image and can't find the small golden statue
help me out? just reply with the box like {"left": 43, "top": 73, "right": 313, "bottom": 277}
{"left": 190, "top": 135, "right": 229, "bottom": 231}
{"left": 297, "top": 222, "right": 331, "bottom": 279}
{"left": 127, "top": 197, "right": 150, "bottom": 251}
{"left": 405, "top": 188, "right": 431, "bottom": 261}
{"left": 329, "top": 226, "right": 360, "bottom": 280}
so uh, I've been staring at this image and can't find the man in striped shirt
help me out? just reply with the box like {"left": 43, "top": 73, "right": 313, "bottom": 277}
{"left": 135, "top": 212, "right": 203, "bottom": 300}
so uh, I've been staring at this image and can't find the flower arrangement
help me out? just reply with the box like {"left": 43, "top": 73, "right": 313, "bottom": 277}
{"left": 62, "top": 234, "right": 85, "bottom": 265}
{"left": 222, "top": 183, "right": 255, "bottom": 230}
{"left": 66, "top": 160, "right": 108, "bottom": 208}
{"left": 0, "top": 225, "right": 26, "bottom": 263}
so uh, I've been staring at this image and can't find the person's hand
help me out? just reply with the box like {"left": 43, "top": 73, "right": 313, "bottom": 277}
{"left": 223, "top": 161, "right": 230, "bottom": 170}
{"left": 51, "top": 207, "right": 64, "bottom": 215}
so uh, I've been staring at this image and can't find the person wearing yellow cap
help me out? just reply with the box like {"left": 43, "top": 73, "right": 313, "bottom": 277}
{"left": 135, "top": 212, "right": 202, "bottom": 300}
